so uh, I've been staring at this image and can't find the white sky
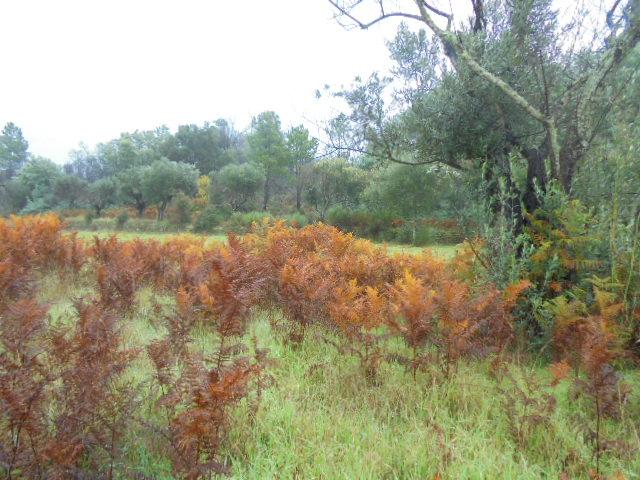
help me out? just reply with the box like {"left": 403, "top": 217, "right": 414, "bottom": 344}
{"left": 0, "top": 0, "right": 603, "bottom": 164}
{"left": 0, "top": 0, "right": 412, "bottom": 163}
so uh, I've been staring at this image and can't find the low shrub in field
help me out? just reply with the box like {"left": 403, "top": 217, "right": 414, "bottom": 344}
{"left": 0, "top": 297, "right": 139, "bottom": 479}
{"left": 327, "top": 205, "right": 392, "bottom": 240}
{"left": 144, "top": 235, "right": 271, "bottom": 478}
{"left": 115, "top": 210, "right": 129, "bottom": 229}
{"left": 124, "top": 218, "right": 178, "bottom": 232}
{"left": 222, "top": 211, "right": 310, "bottom": 235}
{"left": 325, "top": 206, "right": 465, "bottom": 245}
{"left": 167, "top": 193, "right": 193, "bottom": 228}
{"left": 193, "top": 205, "right": 224, "bottom": 233}
{"left": 392, "top": 221, "right": 464, "bottom": 246}
{"left": 225, "top": 211, "right": 272, "bottom": 234}
{"left": 279, "top": 212, "right": 309, "bottom": 228}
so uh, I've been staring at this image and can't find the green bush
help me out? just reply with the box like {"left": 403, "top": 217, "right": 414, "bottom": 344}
{"left": 193, "top": 206, "right": 223, "bottom": 233}
{"left": 280, "top": 212, "right": 310, "bottom": 228}
{"left": 167, "top": 193, "right": 193, "bottom": 228}
{"left": 84, "top": 212, "right": 95, "bottom": 228}
{"left": 413, "top": 225, "right": 437, "bottom": 246}
{"left": 115, "top": 211, "right": 129, "bottom": 230}
{"left": 124, "top": 218, "right": 177, "bottom": 232}
{"left": 91, "top": 218, "right": 116, "bottom": 230}
{"left": 326, "top": 206, "right": 393, "bottom": 240}
{"left": 326, "top": 205, "right": 366, "bottom": 232}
{"left": 224, "top": 211, "right": 272, "bottom": 234}
{"left": 385, "top": 223, "right": 431, "bottom": 246}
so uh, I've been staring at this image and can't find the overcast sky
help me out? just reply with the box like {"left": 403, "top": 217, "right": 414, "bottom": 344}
{"left": 0, "top": 0, "right": 417, "bottom": 163}
{"left": 2, "top": 1, "right": 596, "bottom": 164}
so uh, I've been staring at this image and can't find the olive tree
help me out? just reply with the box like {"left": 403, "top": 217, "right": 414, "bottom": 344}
{"left": 140, "top": 159, "right": 198, "bottom": 220}
{"left": 327, "top": 0, "right": 640, "bottom": 228}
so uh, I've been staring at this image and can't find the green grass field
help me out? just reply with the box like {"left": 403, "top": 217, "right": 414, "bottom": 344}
{"left": 70, "top": 229, "right": 459, "bottom": 259}
{"left": 37, "top": 272, "right": 640, "bottom": 479}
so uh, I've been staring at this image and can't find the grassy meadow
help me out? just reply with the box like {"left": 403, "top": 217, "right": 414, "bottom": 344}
{"left": 70, "top": 229, "right": 459, "bottom": 259}
{"left": 37, "top": 267, "right": 640, "bottom": 480}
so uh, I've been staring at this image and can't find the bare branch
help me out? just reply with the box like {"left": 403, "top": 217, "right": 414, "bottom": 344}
{"left": 327, "top": 0, "right": 422, "bottom": 29}
{"left": 606, "top": 0, "right": 625, "bottom": 30}
{"left": 577, "top": 0, "right": 640, "bottom": 140}
{"left": 470, "top": 0, "right": 486, "bottom": 33}
{"left": 421, "top": 1, "right": 453, "bottom": 25}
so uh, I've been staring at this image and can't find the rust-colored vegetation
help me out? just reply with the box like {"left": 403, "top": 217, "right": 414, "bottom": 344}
{"left": 0, "top": 215, "right": 637, "bottom": 478}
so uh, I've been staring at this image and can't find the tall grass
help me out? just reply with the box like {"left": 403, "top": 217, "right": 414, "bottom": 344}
{"left": 34, "top": 275, "right": 640, "bottom": 479}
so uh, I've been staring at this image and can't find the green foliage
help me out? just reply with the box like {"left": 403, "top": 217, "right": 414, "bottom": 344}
{"left": 95, "top": 129, "right": 168, "bottom": 176}
{"left": 526, "top": 187, "right": 604, "bottom": 290}
{"left": 306, "top": 158, "right": 368, "bottom": 219}
{"left": 64, "top": 144, "right": 107, "bottom": 182}
{"left": 393, "top": 223, "right": 438, "bottom": 247}
{"left": 117, "top": 167, "right": 148, "bottom": 217}
{"left": 225, "top": 211, "right": 273, "bottom": 233}
{"left": 115, "top": 211, "right": 129, "bottom": 230}
{"left": 193, "top": 205, "right": 223, "bottom": 233}
{"left": 65, "top": 215, "right": 180, "bottom": 233}
{"left": 167, "top": 193, "right": 193, "bottom": 227}
{"left": 140, "top": 159, "right": 198, "bottom": 220}
{"left": 87, "top": 177, "right": 117, "bottom": 217}
{"left": 364, "top": 163, "right": 444, "bottom": 220}
{"left": 0, "top": 122, "right": 29, "bottom": 181}
{"left": 160, "top": 120, "right": 239, "bottom": 175}
{"left": 0, "top": 178, "right": 29, "bottom": 214}
{"left": 17, "top": 157, "right": 62, "bottom": 213}
{"left": 84, "top": 211, "right": 95, "bottom": 227}
{"left": 280, "top": 212, "right": 309, "bottom": 228}
{"left": 216, "top": 162, "right": 264, "bottom": 211}
{"left": 53, "top": 174, "right": 88, "bottom": 209}
{"left": 326, "top": 206, "right": 395, "bottom": 240}
{"left": 247, "top": 112, "right": 290, "bottom": 210}
{"left": 287, "top": 125, "right": 318, "bottom": 210}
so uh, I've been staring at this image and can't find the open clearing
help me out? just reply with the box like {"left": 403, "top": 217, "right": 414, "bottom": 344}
{"left": 70, "top": 229, "right": 459, "bottom": 258}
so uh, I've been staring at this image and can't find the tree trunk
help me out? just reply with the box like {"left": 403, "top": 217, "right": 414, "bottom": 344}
{"left": 521, "top": 149, "right": 548, "bottom": 216}
{"left": 262, "top": 175, "right": 270, "bottom": 211}
{"left": 158, "top": 201, "right": 168, "bottom": 221}
{"left": 136, "top": 201, "right": 146, "bottom": 218}
{"left": 559, "top": 127, "right": 585, "bottom": 193}
{"left": 296, "top": 183, "right": 302, "bottom": 212}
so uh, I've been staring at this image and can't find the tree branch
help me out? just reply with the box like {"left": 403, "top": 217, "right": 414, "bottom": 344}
{"left": 328, "top": 143, "right": 442, "bottom": 166}
{"left": 413, "top": 0, "right": 561, "bottom": 176}
{"left": 577, "top": 0, "right": 640, "bottom": 143}
{"left": 327, "top": 0, "right": 422, "bottom": 29}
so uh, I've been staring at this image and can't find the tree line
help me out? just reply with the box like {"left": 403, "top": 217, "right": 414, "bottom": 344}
{"left": 0, "top": 112, "right": 462, "bottom": 244}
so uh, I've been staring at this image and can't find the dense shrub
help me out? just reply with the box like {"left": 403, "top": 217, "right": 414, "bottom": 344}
{"left": 326, "top": 206, "right": 393, "bottom": 240}
{"left": 225, "top": 211, "right": 273, "bottom": 233}
{"left": 326, "top": 206, "right": 464, "bottom": 245}
{"left": 193, "top": 205, "right": 223, "bottom": 233}
{"left": 115, "top": 210, "right": 129, "bottom": 229}
{"left": 167, "top": 193, "right": 193, "bottom": 228}
{"left": 279, "top": 212, "right": 309, "bottom": 228}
